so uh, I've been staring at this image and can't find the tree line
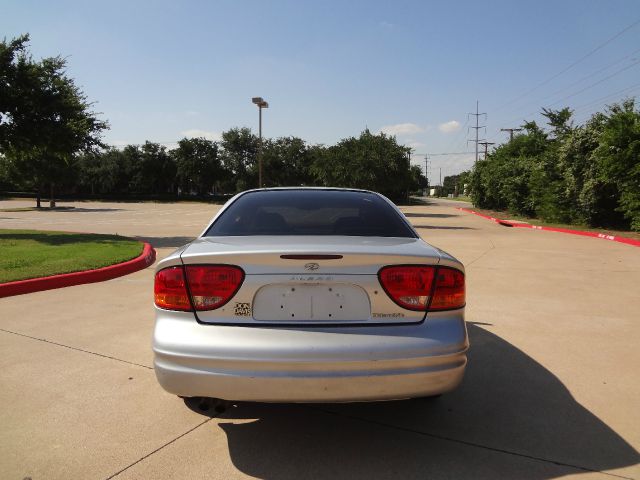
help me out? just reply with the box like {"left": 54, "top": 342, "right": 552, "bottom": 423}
{"left": 466, "top": 101, "right": 640, "bottom": 231}
{"left": 0, "top": 127, "right": 428, "bottom": 201}
{"left": 0, "top": 35, "right": 426, "bottom": 204}
{"left": 3, "top": 128, "right": 427, "bottom": 200}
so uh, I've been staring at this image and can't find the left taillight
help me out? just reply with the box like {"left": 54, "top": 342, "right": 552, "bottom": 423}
{"left": 184, "top": 265, "right": 244, "bottom": 311}
{"left": 154, "top": 265, "right": 245, "bottom": 312}
{"left": 154, "top": 266, "right": 192, "bottom": 311}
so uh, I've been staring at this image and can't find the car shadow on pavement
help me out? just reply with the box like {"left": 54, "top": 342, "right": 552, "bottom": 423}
{"left": 413, "top": 225, "right": 475, "bottom": 230}
{"left": 0, "top": 231, "right": 134, "bottom": 245}
{"left": 187, "top": 324, "right": 639, "bottom": 479}
{"left": 134, "top": 236, "right": 195, "bottom": 249}
{"left": 48, "top": 207, "right": 125, "bottom": 212}
{"left": 404, "top": 213, "right": 459, "bottom": 218}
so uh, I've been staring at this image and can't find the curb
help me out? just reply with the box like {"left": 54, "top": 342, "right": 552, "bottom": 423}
{"left": 0, "top": 242, "right": 156, "bottom": 298}
{"left": 457, "top": 207, "right": 640, "bottom": 248}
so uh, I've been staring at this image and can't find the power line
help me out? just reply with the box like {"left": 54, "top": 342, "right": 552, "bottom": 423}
{"left": 443, "top": 116, "right": 470, "bottom": 152}
{"left": 413, "top": 151, "right": 474, "bottom": 156}
{"left": 546, "top": 58, "right": 640, "bottom": 107}
{"left": 572, "top": 87, "right": 640, "bottom": 124}
{"left": 488, "top": 75, "right": 640, "bottom": 143}
{"left": 571, "top": 82, "right": 640, "bottom": 114}
{"left": 503, "top": 46, "right": 640, "bottom": 116}
{"left": 494, "top": 17, "right": 640, "bottom": 112}
{"left": 538, "top": 46, "right": 640, "bottom": 103}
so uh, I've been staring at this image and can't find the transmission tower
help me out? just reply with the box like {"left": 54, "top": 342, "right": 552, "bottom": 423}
{"left": 467, "top": 100, "right": 487, "bottom": 164}
{"left": 423, "top": 155, "right": 431, "bottom": 187}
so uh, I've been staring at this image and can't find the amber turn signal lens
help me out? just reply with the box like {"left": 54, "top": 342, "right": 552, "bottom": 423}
{"left": 154, "top": 266, "right": 192, "bottom": 311}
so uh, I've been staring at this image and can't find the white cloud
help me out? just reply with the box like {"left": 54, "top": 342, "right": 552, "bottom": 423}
{"left": 185, "top": 110, "right": 200, "bottom": 116}
{"left": 438, "top": 120, "right": 461, "bottom": 134}
{"left": 379, "top": 123, "right": 423, "bottom": 136}
{"left": 180, "top": 129, "right": 221, "bottom": 141}
{"left": 407, "top": 141, "right": 426, "bottom": 150}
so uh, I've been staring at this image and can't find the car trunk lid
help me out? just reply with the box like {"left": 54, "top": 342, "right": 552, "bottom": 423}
{"left": 180, "top": 236, "right": 442, "bottom": 325}
{"left": 181, "top": 236, "right": 441, "bottom": 275}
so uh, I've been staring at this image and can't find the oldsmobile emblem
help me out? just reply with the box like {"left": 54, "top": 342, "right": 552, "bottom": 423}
{"left": 304, "top": 262, "right": 320, "bottom": 271}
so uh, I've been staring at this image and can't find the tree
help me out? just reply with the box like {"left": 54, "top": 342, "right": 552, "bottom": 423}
{"left": 311, "top": 129, "right": 412, "bottom": 199}
{"left": 469, "top": 100, "right": 640, "bottom": 231}
{"left": 553, "top": 112, "right": 621, "bottom": 226}
{"left": 219, "top": 127, "right": 258, "bottom": 191}
{"left": 173, "top": 137, "right": 223, "bottom": 195}
{"left": 0, "top": 34, "right": 108, "bottom": 207}
{"left": 470, "top": 120, "right": 548, "bottom": 214}
{"left": 76, "top": 149, "right": 121, "bottom": 194}
{"left": 138, "top": 142, "right": 176, "bottom": 194}
{"left": 409, "top": 165, "right": 428, "bottom": 193}
{"left": 442, "top": 173, "right": 469, "bottom": 197}
{"left": 458, "top": 170, "right": 471, "bottom": 195}
{"left": 541, "top": 107, "right": 574, "bottom": 139}
{"left": 261, "top": 136, "right": 314, "bottom": 187}
{"left": 593, "top": 99, "right": 640, "bottom": 230}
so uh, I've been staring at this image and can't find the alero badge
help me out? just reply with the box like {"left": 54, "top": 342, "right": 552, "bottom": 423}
{"left": 304, "top": 262, "right": 320, "bottom": 271}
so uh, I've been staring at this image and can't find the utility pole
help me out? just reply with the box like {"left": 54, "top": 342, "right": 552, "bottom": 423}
{"left": 467, "top": 100, "right": 486, "bottom": 165}
{"left": 424, "top": 155, "right": 431, "bottom": 187}
{"left": 500, "top": 128, "right": 523, "bottom": 141}
{"left": 478, "top": 141, "right": 495, "bottom": 160}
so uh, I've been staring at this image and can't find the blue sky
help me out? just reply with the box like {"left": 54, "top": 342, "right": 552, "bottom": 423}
{"left": 4, "top": 0, "right": 640, "bottom": 180}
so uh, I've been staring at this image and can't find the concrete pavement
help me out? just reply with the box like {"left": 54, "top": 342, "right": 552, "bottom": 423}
{"left": 0, "top": 197, "right": 638, "bottom": 479}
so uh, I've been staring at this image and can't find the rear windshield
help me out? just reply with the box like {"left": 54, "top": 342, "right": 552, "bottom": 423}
{"left": 205, "top": 190, "right": 416, "bottom": 238}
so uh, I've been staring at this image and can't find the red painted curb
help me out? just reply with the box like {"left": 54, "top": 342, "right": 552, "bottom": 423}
{"left": 0, "top": 242, "right": 156, "bottom": 298}
{"left": 457, "top": 207, "right": 640, "bottom": 247}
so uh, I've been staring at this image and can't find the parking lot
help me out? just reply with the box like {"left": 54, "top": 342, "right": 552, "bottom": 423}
{"left": 1, "top": 197, "right": 638, "bottom": 479}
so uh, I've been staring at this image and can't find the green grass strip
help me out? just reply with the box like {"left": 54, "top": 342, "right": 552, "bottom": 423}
{"left": 0, "top": 229, "right": 144, "bottom": 283}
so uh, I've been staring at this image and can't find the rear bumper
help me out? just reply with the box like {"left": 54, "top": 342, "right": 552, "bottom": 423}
{"left": 153, "top": 309, "right": 469, "bottom": 402}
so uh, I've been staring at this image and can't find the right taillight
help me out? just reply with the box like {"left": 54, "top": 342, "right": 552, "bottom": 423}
{"left": 429, "top": 267, "right": 465, "bottom": 311}
{"left": 379, "top": 265, "right": 465, "bottom": 312}
{"left": 379, "top": 266, "right": 436, "bottom": 310}
{"left": 154, "top": 264, "right": 245, "bottom": 312}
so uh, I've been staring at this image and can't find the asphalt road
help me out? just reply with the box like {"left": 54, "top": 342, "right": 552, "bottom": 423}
{"left": 1, "top": 197, "right": 638, "bottom": 479}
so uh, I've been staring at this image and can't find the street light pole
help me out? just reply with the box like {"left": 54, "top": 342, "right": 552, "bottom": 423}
{"left": 258, "top": 105, "right": 262, "bottom": 187}
{"left": 252, "top": 97, "right": 269, "bottom": 188}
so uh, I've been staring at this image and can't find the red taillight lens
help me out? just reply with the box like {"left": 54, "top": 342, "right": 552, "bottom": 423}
{"left": 378, "top": 265, "right": 465, "bottom": 312}
{"left": 379, "top": 266, "right": 436, "bottom": 311}
{"left": 154, "top": 265, "right": 245, "bottom": 312}
{"left": 154, "top": 267, "right": 192, "bottom": 311}
{"left": 430, "top": 267, "right": 465, "bottom": 310}
{"left": 184, "top": 265, "right": 244, "bottom": 311}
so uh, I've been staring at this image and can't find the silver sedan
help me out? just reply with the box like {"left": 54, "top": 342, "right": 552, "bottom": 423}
{"left": 153, "top": 188, "right": 468, "bottom": 402}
